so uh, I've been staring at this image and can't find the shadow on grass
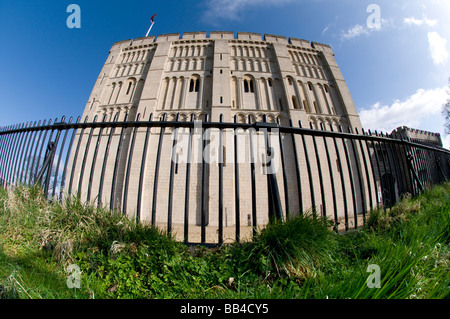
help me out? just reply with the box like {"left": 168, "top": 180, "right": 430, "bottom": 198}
{"left": 0, "top": 245, "right": 86, "bottom": 299}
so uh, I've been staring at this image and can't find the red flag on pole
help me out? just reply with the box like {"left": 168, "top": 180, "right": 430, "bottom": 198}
{"left": 146, "top": 14, "right": 157, "bottom": 37}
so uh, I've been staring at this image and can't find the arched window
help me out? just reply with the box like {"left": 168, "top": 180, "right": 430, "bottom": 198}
{"left": 313, "top": 101, "right": 318, "bottom": 113}
{"left": 255, "top": 47, "right": 261, "bottom": 57}
{"left": 292, "top": 96, "right": 300, "bottom": 109}
{"left": 244, "top": 79, "right": 249, "bottom": 93}
{"left": 189, "top": 78, "right": 199, "bottom": 92}
{"left": 108, "top": 83, "right": 116, "bottom": 104}
{"left": 243, "top": 75, "right": 257, "bottom": 109}
{"left": 303, "top": 100, "right": 310, "bottom": 113}
{"left": 243, "top": 78, "right": 254, "bottom": 93}
{"left": 186, "top": 75, "right": 201, "bottom": 109}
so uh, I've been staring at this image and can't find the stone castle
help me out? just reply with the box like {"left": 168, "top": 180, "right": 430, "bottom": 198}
{"left": 68, "top": 31, "right": 367, "bottom": 242}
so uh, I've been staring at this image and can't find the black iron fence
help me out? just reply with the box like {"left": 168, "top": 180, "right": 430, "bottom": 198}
{"left": 1, "top": 113, "right": 449, "bottom": 245}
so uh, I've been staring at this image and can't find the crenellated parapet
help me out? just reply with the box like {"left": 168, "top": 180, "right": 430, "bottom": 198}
{"left": 392, "top": 126, "right": 443, "bottom": 147}
{"left": 82, "top": 31, "right": 362, "bottom": 132}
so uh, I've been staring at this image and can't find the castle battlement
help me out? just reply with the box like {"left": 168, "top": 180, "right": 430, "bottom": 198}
{"left": 94, "top": 30, "right": 359, "bottom": 131}
{"left": 392, "top": 126, "right": 443, "bottom": 147}
{"left": 110, "top": 31, "right": 334, "bottom": 53}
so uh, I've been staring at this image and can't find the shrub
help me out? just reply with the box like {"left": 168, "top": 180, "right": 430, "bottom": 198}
{"left": 229, "top": 213, "right": 337, "bottom": 281}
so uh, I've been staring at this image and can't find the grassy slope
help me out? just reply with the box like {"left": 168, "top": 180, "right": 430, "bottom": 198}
{"left": 0, "top": 183, "right": 448, "bottom": 299}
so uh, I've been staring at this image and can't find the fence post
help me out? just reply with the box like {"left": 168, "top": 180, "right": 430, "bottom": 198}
{"left": 35, "top": 141, "right": 57, "bottom": 198}
{"left": 289, "top": 119, "right": 302, "bottom": 216}
{"left": 151, "top": 113, "right": 166, "bottom": 226}
{"left": 330, "top": 124, "right": 348, "bottom": 231}
{"left": 136, "top": 113, "right": 153, "bottom": 224}
{"left": 200, "top": 114, "right": 209, "bottom": 243}
{"left": 321, "top": 123, "right": 338, "bottom": 229}
{"left": 257, "top": 120, "right": 283, "bottom": 223}
{"left": 233, "top": 115, "right": 241, "bottom": 242}
{"left": 277, "top": 118, "right": 290, "bottom": 220}
{"left": 299, "top": 121, "right": 316, "bottom": 214}
{"left": 310, "top": 122, "right": 326, "bottom": 218}
{"left": 110, "top": 113, "right": 129, "bottom": 211}
{"left": 436, "top": 156, "right": 447, "bottom": 182}
{"left": 52, "top": 116, "right": 70, "bottom": 199}
{"left": 248, "top": 116, "right": 257, "bottom": 238}
{"left": 167, "top": 113, "right": 180, "bottom": 235}
{"left": 218, "top": 114, "right": 224, "bottom": 244}
{"left": 407, "top": 153, "right": 424, "bottom": 193}
{"left": 122, "top": 114, "right": 141, "bottom": 216}
{"left": 183, "top": 114, "right": 194, "bottom": 243}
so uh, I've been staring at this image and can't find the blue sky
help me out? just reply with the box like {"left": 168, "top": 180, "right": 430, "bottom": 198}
{"left": 0, "top": 0, "right": 449, "bottom": 146}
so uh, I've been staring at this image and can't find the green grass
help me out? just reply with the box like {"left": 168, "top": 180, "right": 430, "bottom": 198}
{"left": 0, "top": 183, "right": 449, "bottom": 299}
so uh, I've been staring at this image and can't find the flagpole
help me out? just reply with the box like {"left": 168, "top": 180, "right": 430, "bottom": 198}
{"left": 145, "top": 21, "right": 154, "bottom": 37}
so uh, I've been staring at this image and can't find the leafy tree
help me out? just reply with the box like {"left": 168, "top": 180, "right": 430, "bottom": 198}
{"left": 442, "top": 79, "right": 450, "bottom": 135}
{"left": 443, "top": 99, "right": 450, "bottom": 135}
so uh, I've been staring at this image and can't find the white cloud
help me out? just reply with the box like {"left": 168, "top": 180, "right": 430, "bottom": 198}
{"left": 202, "top": 0, "right": 293, "bottom": 22}
{"left": 427, "top": 32, "right": 449, "bottom": 65}
{"left": 442, "top": 134, "right": 450, "bottom": 149}
{"left": 340, "top": 18, "right": 390, "bottom": 41}
{"left": 359, "top": 86, "right": 449, "bottom": 138}
{"left": 403, "top": 15, "right": 438, "bottom": 27}
{"left": 341, "top": 24, "right": 369, "bottom": 40}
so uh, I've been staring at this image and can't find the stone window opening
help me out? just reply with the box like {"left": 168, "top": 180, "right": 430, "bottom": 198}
{"left": 189, "top": 78, "right": 199, "bottom": 92}
{"left": 175, "top": 153, "right": 179, "bottom": 174}
{"left": 292, "top": 95, "right": 300, "bottom": 109}
{"left": 244, "top": 79, "right": 254, "bottom": 93}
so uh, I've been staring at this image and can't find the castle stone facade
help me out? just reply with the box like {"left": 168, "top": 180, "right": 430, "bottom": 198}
{"left": 69, "top": 32, "right": 366, "bottom": 243}
{"left": 82, "top": 31, "right": 361, "bottom": 129}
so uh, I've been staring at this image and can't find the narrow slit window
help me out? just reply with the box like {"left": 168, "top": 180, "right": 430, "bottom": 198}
{"left": 194, "top": 79, "right": 199, "bottom": 92}
{"left": 222, "top": 146, "right": 226, "bottom": 167}
{"left": 244, "top": 80, "right": 249, "bottom": 93}
{"left": 175, "top": 154, "right": 179, "bottom": 174}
